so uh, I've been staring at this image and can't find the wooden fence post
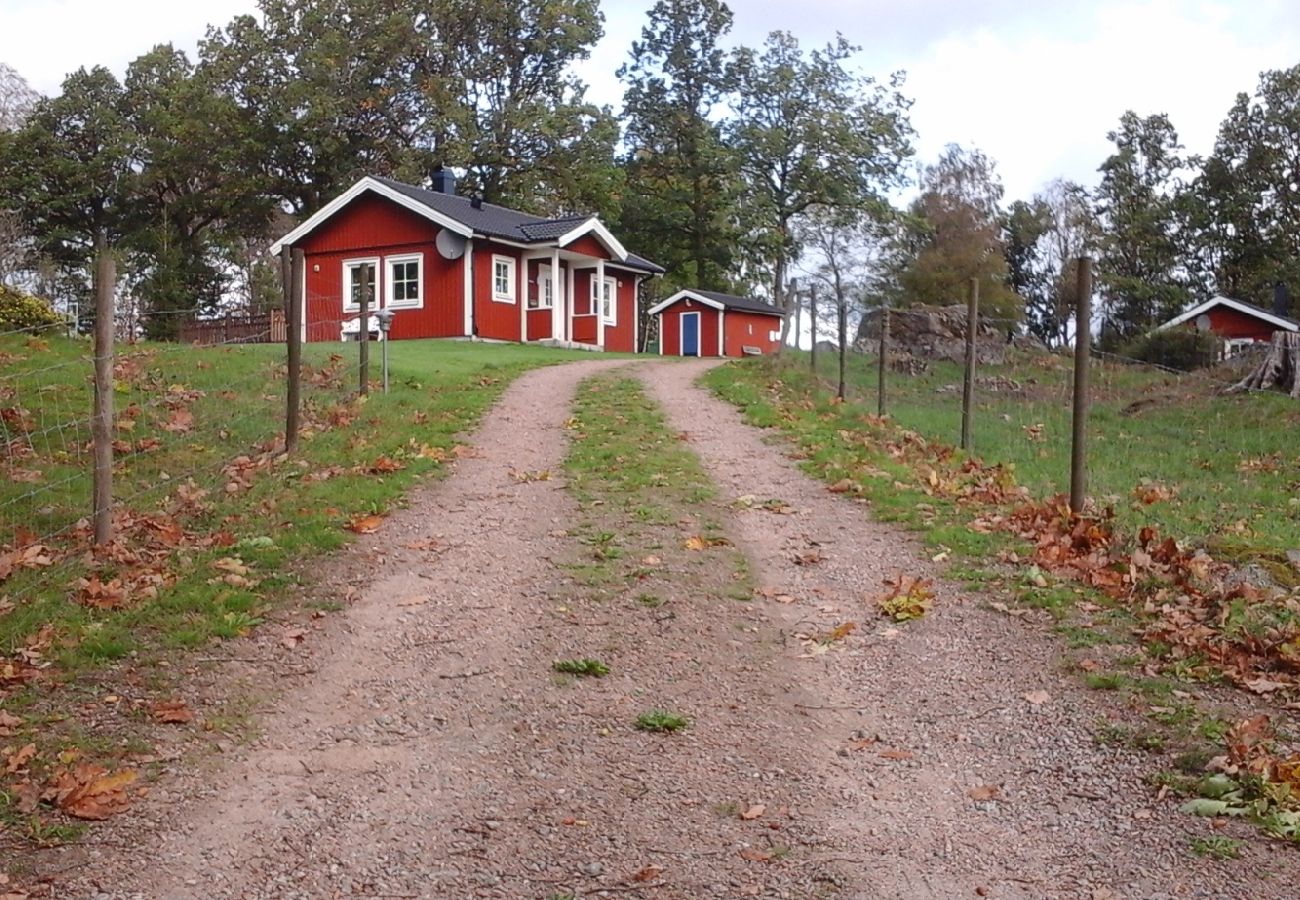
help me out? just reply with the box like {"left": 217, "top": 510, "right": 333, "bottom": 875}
{"left": 809, "top": 284, "right": 818, "bottom": 373}
{"left": 1070, "top": 258, "right": 1094, "bottom": 513}
{"left": 284, "top": 247, "right": 303, "bottom": 454}
{"left": 877, "top": 305, "right": 889, "bottom": 417}
{"left": 91, "top": 230, "right": 116, "bottom": 546}
{"left": 960, "top": 277, "right": 979, "bottom": 451}
{"left": 358, "top": 265, "right": 371, "bottom": 396}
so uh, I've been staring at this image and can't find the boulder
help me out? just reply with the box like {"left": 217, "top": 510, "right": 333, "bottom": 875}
{"left": 855, "top": 304, "right": 1007, "bottom": 365}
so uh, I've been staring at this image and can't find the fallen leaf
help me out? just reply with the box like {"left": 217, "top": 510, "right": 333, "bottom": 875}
{"left": 879, "top": 749, "right": 914, "bottom": 762}
{"left": 161, "top": 408, "right": 194, "bottom": 434}
{"left": 347, "top": 514, "right": 385, "bottom": 534}
{"left": 5, "top": 743, "right": 36, "bottom": 774}
{"left": 828, "top": 478, "right": 856, "bottom": 494}
{"left": 1023, "top": 690, "right": 1052, "bottom": 706}
{"left": 280, "top": 628, "right": 307, "bottom": 649}
{"left": 631, "top": 865, "right": 664, "bottom": 882}
{"left": 968, "top": 784, "right": 1001, "bottom": 801}
{"left": 740, "top": 803, "right": 766, "bottom": 821}
{"left": 47, "top": 763, "right": 137, "bottom": 820}
{"left": 1245, "top": 678, "right": 1286, "bottom": 695}
{"left": 0, "top": 711, "right": 22, "bottom": 735}
{"left": 738, "top": 848, "right": 772, "bottom": 862}
{"left": 151, "top": 700, "right": 195, "bottom": 724}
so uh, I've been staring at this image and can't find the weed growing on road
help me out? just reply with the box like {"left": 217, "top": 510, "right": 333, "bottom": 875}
{"left": 1188, "top": 836, "right": 1243, "bottom": 860}
{"left": 552, "top": 658, "right": 610, "bottom": 678}
{"left": 635, "top": 710, "right": 690, "bottom": 733}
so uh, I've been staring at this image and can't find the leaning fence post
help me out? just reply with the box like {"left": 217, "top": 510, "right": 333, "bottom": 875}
{"left": 91, "top": 230, "right": 116, "bottom": 547}
{"left": 809, "top": 284, "right": 818, "bottom": 373}
{"left": 960, "top": 277, "right": 979, "bottom": 451}
{"left": 1070, "top": 258, "right": 1094, "bottom": 514}
{"left": 284, "top": 247, "right": 304, "bottom": 454}
{"left": 877, "top": 304, "right": 889, "bottom": 417}
{"left": 358, "top": 265, "right": 371, "bottom": 396}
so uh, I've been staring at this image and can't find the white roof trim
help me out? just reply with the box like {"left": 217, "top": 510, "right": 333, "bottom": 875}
{"left": 1158, "top": 295, "right": 1298, "bottom": 333}
{"left": 270, "top": 177, "right": 473, "bottom": 255}
{"left": 647, "top": 289, "right": 726, "bottom": 316}
{"left": 557, "top": 217, "right": 628, "bottom": 261}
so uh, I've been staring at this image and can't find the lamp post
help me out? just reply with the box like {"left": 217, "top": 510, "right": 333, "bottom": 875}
{"left": 376, "top": 308, "right": 396, "bottom": 394}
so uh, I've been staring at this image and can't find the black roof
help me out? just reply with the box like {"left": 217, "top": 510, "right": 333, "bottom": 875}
{"left": 371, "top": 176, "right": 663, "bottom": 274}
{"left": 691, "top": 289, "right": 784, "bottom": 316}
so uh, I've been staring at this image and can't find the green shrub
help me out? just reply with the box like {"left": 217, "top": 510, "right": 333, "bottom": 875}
{"left": 0, "top": 284, "right": 64, "bottom": 335}
{"left": 1121, "top": 328, "right": 1219, "bottom": 371}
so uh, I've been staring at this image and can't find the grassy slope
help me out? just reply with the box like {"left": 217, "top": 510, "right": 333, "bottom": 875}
{"left": 773, "top": 349, "right": 1299, "bottom": 558}
{"left": 0, "top": 336, "right": 609, "bottom": 840}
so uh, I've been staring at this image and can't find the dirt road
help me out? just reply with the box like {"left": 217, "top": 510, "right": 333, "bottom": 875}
{"left": 50, "top": 359, "right": 1297, "bottom": 899}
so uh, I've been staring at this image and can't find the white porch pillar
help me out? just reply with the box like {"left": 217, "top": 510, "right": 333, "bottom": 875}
{"left": 595, "top": 258, "right": 606, "bottom": 349}
{"left": 550, "top": 249, "right": 562, "bottom": 340}
{"left": 519, "top": 257, "right": 528, "bottom": 342}
{"left": 567, "top": 264, "right": 576, "bottom": 342}
{"left": 462, "top": 241, "right": 474, "bottom": 337}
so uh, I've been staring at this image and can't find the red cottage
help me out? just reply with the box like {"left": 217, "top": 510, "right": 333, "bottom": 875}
{"left": 649, "top": 289, "right": 785, "bottom": 358}
{"left": 270, "top": 174, "right": 663, "bottom": 351}
{"left": 1158, "top": 295, "right": 1299, "bottom": 357}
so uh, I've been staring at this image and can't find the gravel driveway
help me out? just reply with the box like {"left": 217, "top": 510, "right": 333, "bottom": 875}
{"left": 49, "top": 358, "right": 1299, "bottom": 899}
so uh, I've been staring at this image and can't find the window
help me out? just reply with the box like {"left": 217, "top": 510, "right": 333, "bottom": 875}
{"left": 386, "top": 254, "right": 422, "bottom": 309}
{"left": 531, "top": 264, "right": 554, "bottom": 310}
{"left": 342, "top": 259, "right": 379, "bottom": 311}
{"left": 492, "top": 255, "right": 516, "bottom": 303}
{"left": 592, "top": 275, "right": 616, "bottom": 324}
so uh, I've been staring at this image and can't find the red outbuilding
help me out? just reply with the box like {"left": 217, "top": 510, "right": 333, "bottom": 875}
{"left": 270, "top": 173, "right": 663, "bottom": 351}
{"left": 649, "top": 289, "right": 785, "bottom": 358}
{"left": 1158, "top": 295, "right": 1299, "bottom": 357}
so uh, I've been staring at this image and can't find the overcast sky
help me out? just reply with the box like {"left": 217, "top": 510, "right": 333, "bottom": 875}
{"left": 3, "top": 0, "right": 1298, "bottom": 201}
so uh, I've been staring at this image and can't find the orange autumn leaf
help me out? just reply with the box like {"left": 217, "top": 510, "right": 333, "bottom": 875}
{"left": 47, "top": 763, "right": 137, "bottom": 820}
{"left": 347, "top": 514, "right": 385, "bottom": 534}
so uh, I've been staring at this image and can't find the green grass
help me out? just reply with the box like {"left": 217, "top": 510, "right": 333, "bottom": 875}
{"left": 552, "top": 658, "right": 610, "bottom": 678}
{"left": 0, "top": 335, "right": 608, "bottom": 835}
{"left": 707, "top": 350, "right": 1300, "bottom": 558}
{"left": 634, "top": 709, "right": 690, "bottom": 733}
{"left": 1189, "top": 836, "right": 1244, "bottom": 860}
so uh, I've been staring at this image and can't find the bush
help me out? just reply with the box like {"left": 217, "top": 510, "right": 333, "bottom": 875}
{"left": 0, "top": 284, "right": 64, "bottom": 335}
{"left": 1121, "top": 328, "right": 1219, "bottom": 371}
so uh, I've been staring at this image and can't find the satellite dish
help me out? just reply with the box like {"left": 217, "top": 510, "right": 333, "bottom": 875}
{"left": 1195, "top": 313, "right": 1212, "bottom": 332}
{"left": 436, "top": 228, "right": 467, "bottom": 260}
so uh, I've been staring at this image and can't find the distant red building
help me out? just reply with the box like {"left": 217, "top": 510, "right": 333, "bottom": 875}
{"left": 1159, "top": 295, "right": 1298, "bottom": 356}
{"left": 270, "top": 174, "right": 663, "bottom": 351}
{"left": 649, "top": 289, "right": 785, "bottom": 358}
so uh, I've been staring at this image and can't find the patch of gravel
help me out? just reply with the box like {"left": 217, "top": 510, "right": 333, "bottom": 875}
{"left": 637, "top": 360, "right": 1300, "bottom": 900}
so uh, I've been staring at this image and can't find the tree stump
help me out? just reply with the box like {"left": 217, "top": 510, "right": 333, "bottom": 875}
{"left": 1226, "top": 332, "right": 1300, "bottom": 398}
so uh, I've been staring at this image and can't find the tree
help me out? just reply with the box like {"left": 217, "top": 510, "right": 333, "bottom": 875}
{"left": 0, "top": 67, "right": 133, "bottom": 314}
{"left": 729, "top": 32, "right": 912, "bottom": 330}
{"left": 0, "top": 63, "right": 38, "bottom": 132}
{"left": 1185, "top": 64, "right": 1300, "bottom": 312}
{"left": 0, "top": 64, "right": 40, "bottom": 285}
{"left": 618, "top": 0, "right": 738, "bottom": 293}
{"left": 1094, "top": 111, "right": 1189, "bottom": 343}
{"left": 1004, "top": 179, "right": 1096, "bottom": 346}
{"left": 895, "top": 145, "right": 1020, "bottom": 321}
{"left": 124, "top": 45, "right": 275, "bottom": 337}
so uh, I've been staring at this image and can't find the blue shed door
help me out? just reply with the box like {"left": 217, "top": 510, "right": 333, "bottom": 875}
{"left": 681, "top": 312, "right": 700, "bottom": 357}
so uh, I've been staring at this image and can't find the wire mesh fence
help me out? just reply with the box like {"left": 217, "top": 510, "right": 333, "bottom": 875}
{"left": 797, "top": 310, "right": 1300, "bottom": 557}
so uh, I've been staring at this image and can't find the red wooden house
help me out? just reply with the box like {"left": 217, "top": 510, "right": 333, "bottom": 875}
{"left": 649, "top": 289, "right": 785, "bottom": 358}
{"left": 270, "top": 174, "right": 663, "bottom": 351}
{"left": 1158, "top": 295, "right": 1298, "bottom": 357}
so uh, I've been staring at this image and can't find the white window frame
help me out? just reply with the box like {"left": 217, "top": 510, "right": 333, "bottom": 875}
{"left": 342, "top": 257, "right": 380, "bottom": 312}
{"left": 593, "top": 275, "right": 617, "bottom": 325}
{"left": 532, "top": 264, "right": 555, "bottom": 310}
{"left": 492, "top": 254, "right": 517, "bottom": 304}
{"left": 385, "top": 253, "right": 424, "bottom": 310}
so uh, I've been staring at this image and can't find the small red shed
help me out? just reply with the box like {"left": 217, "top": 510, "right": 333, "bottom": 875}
{"left": 1159, "top": 295, "right": 1299, "bottom": 357}
{"left": 649, "top": 289, "right": 785, "bottom": 358}
{"left": 270, "top": 174, "right": 663, "bottom": 351}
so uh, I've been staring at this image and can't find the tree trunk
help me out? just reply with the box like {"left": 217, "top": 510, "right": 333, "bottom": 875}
{"left": 1227, "top": 332, "right": 1300, "bottom": 398}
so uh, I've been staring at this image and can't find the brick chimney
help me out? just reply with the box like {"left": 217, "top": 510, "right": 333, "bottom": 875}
{"left": 430, "top": 166, "right": 456, "bottom": 195}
